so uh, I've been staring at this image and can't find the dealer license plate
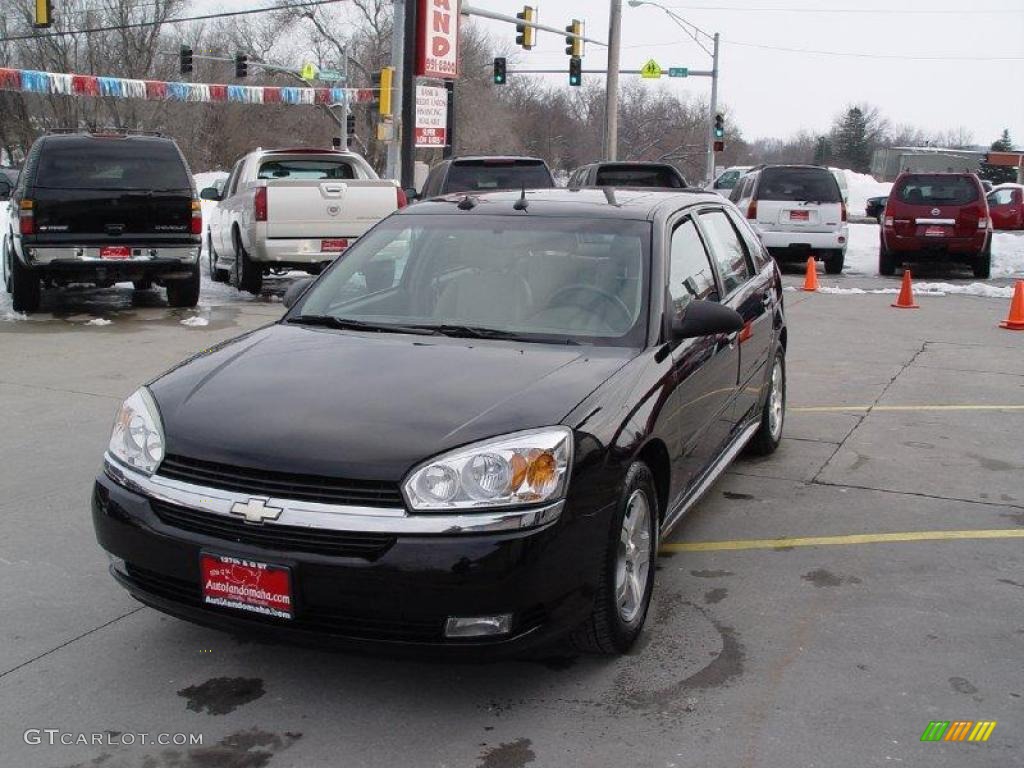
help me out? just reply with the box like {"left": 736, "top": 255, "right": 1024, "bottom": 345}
{"left": 100, "top": 246, "right": 132, "bottom": 260}
{"left": 924, "top": 226, "right": 948, "bottom": 237}
{"left": 201, "top": 553, "right": 293, "bottom": 619}
{"left": 321, "top": 239, "right": 349, "bottom": 253}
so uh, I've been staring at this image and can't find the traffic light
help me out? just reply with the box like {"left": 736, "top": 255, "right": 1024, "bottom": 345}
{"left": 493, "top": 57, "right": 507, "bottom": 85}
{"left": 179, "top": 45, "right": 194, "bottom": 75}
{"left": 714, "top": 113, "right": 725, "bottom": 140}
{"left": 515, "top": 7, "right": 535, "bottom": 50}
{"left": 234, "top": 53, "right": 249, "bottom": 79}
{"left": 569, "top": 57, "right": 582, "bottom": 87}
{"left": 378, "top": 67, "right": 394, "bottom": 116}
{"left": 564, "top": 19, "right": 584, "bottom": 58}
{"left": 346, "top": 114, "right": 356, "bottom": 140}
{"left": 33, "top": 0, "right": 53, "bottom": 29}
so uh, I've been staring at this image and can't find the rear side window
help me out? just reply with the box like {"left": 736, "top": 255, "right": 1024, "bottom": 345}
{"left": 595, "top": 166, "right": 684, "bottom": 188}
{"left": 699, "top": 209, "right": 753, "bottom": 295}
{"left": 34, "top": 139, "right": 190, "bottom": 191}
{"left": 257, "top": 158, "right": 355, "bottom": 180}
{"left": 989, "top": 189, "right": 1016, "bottom": 205}
{"left": 895, "top": 176, "right": 979, "bottom": 206}
{"left": 445, "top": 161, "right": 553, "bottom": 193}
{"left": 757, "top": 167, "right": 841, "bottom": 203}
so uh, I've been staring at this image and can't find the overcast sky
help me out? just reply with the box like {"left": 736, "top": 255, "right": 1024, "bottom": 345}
{"left": 465, "top": 0, "right": 1024, "bottom": 145}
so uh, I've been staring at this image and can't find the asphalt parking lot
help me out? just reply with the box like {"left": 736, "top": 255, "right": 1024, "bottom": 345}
{"left": 1, "top": 261, "right": 1022, "bottom": 768}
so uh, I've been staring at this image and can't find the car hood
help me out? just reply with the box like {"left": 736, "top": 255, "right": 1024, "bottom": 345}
{"left": 149, "top": 324, "right": 634, "bottom": 482}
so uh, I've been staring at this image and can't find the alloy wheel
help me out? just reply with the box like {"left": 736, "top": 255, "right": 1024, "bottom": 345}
{"left": 616, "top": 489, "right": 652, "bottom": 624}
{"left": 769, "top": 356, "right": 785, "bottom": 441}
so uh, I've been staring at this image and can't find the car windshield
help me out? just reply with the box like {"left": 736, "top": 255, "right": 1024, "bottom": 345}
{"left": 257, "top": 158, "right": 356, "bottom": 180}
{"left": 757, "top": 167, "right": 842, "bottom": 203}
{"left": 34, "top": 139, "right": 191, "bottom": 190}
{"left": 292, "top": 214, "right": 651, "bottom": 347}
{"left": 445, "top": 162, "right": 553, "bottom": 193}
{"left": 894, "top": 176, "right": 979, "bottom": 206}
{"left": 595, "top": 166, "right": 685, "bottom": 188}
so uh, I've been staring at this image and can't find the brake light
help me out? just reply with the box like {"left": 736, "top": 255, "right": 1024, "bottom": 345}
{"left": 254, "top": 187, "right": 268, "bottom": 222}
{"left": 190, "top": 200, "right": 202, "bottom": 235}
{"left": 19, "top": 199, "right": 34, "bottom": 235}
{"left": 397, "top": 187, "right": 408, "bottom": 210}
{"left": 747, "top": 200, "right": 757, "bottom": 219}
{"left": 841, "top": 201, "right": 848, "bottom": 222}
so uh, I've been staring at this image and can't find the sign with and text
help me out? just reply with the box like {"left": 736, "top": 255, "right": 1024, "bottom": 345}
{"left": 416, "top": 0, "right": 460, "bottom": 80}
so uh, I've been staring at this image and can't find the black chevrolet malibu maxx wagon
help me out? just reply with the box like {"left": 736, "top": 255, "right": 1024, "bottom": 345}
{"left": 93, "top": 188, "right": 787, "bottom": 655}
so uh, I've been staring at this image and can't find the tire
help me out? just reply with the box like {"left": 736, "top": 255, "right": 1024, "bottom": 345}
{"left": 166, "top": 264, "right": 201, "bottom": 308}
{"left": 879, "top": 242, "right": 896, "bottom": 277}
{"left": 746, "top": 348, "right": 786, "bottom": 456}
{"left": 571, "top": 462, "right": 658, "bottom": 655}
{"left": 132, "top": 279, "right": 153, "bottom": 291}
{"left": 233, "top": 234, "right": 262, "bottom": 295}
{"left": 10, "top": 248, "right": 41, "bottom": 313}
{"left": 2, "top": 236, "right": 12, "bottom": 293}
{"left": 208, "top": 233, "right": 229, "bottom": 284}
{"left": 823, "top": 249, "right": 845, "bottom": 275}
{"left": 972, "top": 241, "right": 991, "bottom": 280}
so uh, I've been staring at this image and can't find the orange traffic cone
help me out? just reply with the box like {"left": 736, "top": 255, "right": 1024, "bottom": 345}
{"left": 802, "top": 256, "right": 819, "bottom": 292}
{"left": 999, "top": 280, "right": 1024, "bottom": 330}
{"left": 892, "top": 270, "right": 919, "bottom": 309}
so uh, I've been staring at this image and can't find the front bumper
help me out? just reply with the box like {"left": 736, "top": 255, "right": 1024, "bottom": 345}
{"left": 92, "top": 461, "right": 605, "bottom": 654}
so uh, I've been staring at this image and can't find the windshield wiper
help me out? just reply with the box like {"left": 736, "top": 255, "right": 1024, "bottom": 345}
{"left": 287, "top": 315, "right": 440, "bottom": 336}
{"left": 415, "top": 324, "right": 581, "bottom": 345}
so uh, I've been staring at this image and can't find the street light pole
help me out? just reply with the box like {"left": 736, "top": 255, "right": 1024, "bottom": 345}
{"left": 385, "top": 0, "right": 405, "bottom": 180}
{"left": 604, "top": 0, "right": 623, "bottom": 161}
{"left": 706, "top": 32, "right": 719, "bottom": 184}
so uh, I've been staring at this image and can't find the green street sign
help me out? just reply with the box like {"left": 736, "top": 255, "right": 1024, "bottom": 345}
{"left": 669, "top": 67, "right": 689, "bottom": 78}
{"left": 640, "top": 59, "right": 662, "bottom": 79}
{"left": 318, "top": 69, "right": 344, "bottom": 82}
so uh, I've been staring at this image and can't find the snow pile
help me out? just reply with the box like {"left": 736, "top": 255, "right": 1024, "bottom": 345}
{"left": 914, "top": 282, "right": 1016, "bottom": 299}
{"left": 2, "top": 310, "right": 27, "bottom": 321}
{"left": 85, "top": 318, "right": 113, "bottom": 326}
{"left": 180, "top": 316, "right": 210, "bottom": 327}
{"left": 993, "top": 232, "right": 1024, "bottom": 277}
{"left": 839, "top": 169, "right": 892, "bottom": 215}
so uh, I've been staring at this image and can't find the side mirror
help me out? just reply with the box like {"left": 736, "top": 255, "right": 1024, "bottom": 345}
{"left": 672, "top": 300, "right": 745, "bottom": 340}
{"left": 403, "top": 187, "right": 420, "bottom": 202}
{"left": 199, "top": 187, "right": 221, "bottom": 201}
{"left": 283, "top": 277, "right": 315, "bottom": 309}
{"left": 0, "top": 180, "right": 11, "bottom": 201}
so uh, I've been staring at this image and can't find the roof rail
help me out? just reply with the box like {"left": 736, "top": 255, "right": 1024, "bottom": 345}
{"left": 45, "top": 128, "right": 164, "bottom": 137}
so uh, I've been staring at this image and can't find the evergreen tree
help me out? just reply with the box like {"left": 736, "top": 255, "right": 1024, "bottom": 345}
{"left": 979, "top": 129, "right": 1016, "bottom": 185}
{"left": 831, "top": 107, "right": 872, "bottom": 173}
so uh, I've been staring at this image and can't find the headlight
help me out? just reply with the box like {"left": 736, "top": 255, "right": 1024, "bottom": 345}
{"left": 108, "top": 387, "right": 165, "bottom": 475}
{"left": 403, "top": 427, "right": 573, "bottom": 511}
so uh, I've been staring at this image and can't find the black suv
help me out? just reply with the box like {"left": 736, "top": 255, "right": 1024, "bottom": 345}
{"left": 569, "top": 162, "right": 688, "bottom": 189}
{"left": 416, "top": 156, "right": 555, "bottom": 199}
{"left": 2, "top": 131, "right": 201, "bottom": 313}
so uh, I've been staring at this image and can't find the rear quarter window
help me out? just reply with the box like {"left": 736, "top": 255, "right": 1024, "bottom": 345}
{"left": 894, "top": 176, "right": 979, "bottom": 206}
{"left": 33, "top": 139, "right": 191, "bottom": 191}
{"left": 757, "top": 168, "right": 841, "bottom": 203}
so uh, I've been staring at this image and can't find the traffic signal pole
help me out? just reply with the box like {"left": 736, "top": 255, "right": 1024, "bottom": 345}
{"left": 400, "top": 0, "right": 418, "bottom": 190}
{"left": 604, "top": 0, "right": 622, "bottom": 161}
{"left": 385, "top": 0, "right": 406, "bottom": 181}
{"left": 706, "top": 32, "right": 720, "bottom": 185}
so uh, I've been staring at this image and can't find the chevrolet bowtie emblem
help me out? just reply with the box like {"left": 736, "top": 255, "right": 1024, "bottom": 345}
{"left": 230, "top": 498, "right": 283, "bottom": 524}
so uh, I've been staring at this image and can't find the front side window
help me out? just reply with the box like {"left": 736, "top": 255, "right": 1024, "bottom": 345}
{"left": 669, "top": 218, "right": 718, "bottom": 318}
{"left": 700, "top": 209, "right": 753, "bottom": 295}
{"left": 989, "top": 189, "right": 1015, "bottom": 206}
{"left": 294, "top": 215, "right": 651, "bottom": 346}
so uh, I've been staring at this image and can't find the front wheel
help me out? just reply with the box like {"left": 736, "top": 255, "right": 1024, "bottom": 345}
{"left": 746, "top": 349, "right": 786, "bottom": 456}
{"left": 571, "top": 462, "right": 658, "bottom": 655}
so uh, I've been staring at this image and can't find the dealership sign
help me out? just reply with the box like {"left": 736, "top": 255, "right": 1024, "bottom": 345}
{"left": 415, "top": 85, "right": 448, "bottom": 147}
{"left": 416, "top": 0, "right": 460, "bottom": 79}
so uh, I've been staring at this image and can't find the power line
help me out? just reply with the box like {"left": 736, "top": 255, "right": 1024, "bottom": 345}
{"left": 0, "top": 0, "right": 344, "bottom": 44}
{"left": 658, "top": 3, "right": 1024, "bottom": 14}
{"left": 622, "top": 38, "right": 1024, "bottom": 61}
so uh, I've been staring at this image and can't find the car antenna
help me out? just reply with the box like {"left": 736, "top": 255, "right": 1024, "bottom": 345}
{"left": 457, "top": 194, "right": 477, "bottom": 211}
{"left": 513, "top": 185, "right": 529, "bottom": 211}
{"left": 603, "top": 187, "right": 620, "bottom": 207}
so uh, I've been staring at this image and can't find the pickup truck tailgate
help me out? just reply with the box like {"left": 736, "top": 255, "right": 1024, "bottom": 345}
{"left": 265, "top": 181, "right": 398, "bottom": 239}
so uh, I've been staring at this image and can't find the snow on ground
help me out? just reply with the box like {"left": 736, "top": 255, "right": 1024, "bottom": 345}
{"left": 841, "top": 169, "right": 892, "bottom": 216}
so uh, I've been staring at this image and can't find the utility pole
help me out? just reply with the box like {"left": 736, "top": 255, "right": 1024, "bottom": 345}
{"left": 340, "top": 47, "right": 350, "bottom": 149}
{"left": 604, "top": 0, "right": 623, "bottom": 161}
{"left": 385, "top": 0, "right": 406, "bottom": 180}
{"left": 706, "top": 32, "right": 720, "bottom": 184}
{"left": 400, "top": 0, "right": 418, "bottom": 190}
{"left": 444, "top": 80, "right": 456, "bottom": 159}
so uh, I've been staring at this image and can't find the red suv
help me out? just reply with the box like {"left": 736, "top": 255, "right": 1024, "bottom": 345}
{"left": 880, "top": 173, "right": 992, "bottom": 278}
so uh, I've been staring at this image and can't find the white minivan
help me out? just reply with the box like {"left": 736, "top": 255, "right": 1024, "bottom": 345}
{"left": 732, "top": 165, "right": 848, "bottom": 274}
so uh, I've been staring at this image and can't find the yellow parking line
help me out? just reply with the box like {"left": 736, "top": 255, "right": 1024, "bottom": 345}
{"left": 792, "top": 405, "right": 1024, "bottom": 413}
{"left": 660, "top": 529, "right": 1024, "bottom": 553}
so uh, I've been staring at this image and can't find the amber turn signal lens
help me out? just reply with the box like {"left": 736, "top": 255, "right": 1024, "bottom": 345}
{"left": 526, "top": 450, "right": 558, "bottom": 495}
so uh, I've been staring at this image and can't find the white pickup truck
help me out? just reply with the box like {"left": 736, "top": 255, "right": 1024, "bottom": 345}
{"left": 200, "top": 148, "right": 405, "bottom": 293}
